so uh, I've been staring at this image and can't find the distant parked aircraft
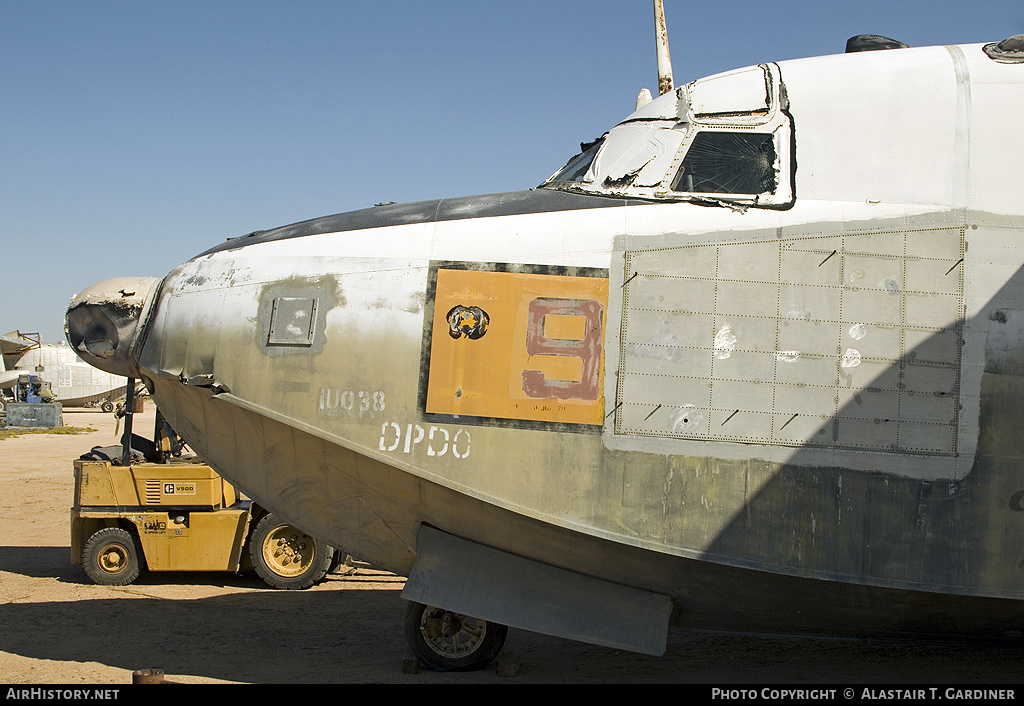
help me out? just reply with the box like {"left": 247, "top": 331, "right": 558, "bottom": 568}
{"left": 1, "top": 331, "right": 127, "bottom": 409}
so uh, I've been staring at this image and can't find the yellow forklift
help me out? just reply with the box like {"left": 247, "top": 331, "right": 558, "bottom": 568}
{"left": 71, "top": 381, "right": 341, "bottom": 589}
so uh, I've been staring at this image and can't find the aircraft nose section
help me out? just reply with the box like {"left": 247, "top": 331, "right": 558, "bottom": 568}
{"left": 65, "top": 276, "right": 162, "bottom": 378}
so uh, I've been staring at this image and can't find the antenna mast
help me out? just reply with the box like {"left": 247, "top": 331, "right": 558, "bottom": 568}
{"left": 654, "top": 0, "right": 674, "bottom": 95}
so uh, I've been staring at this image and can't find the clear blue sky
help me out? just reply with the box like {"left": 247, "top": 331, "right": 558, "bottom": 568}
{"left": 2, "top": 0, "right": 1021, "bottom": 344}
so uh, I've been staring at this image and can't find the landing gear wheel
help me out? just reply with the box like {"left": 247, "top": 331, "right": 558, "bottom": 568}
{"left": 404, "top": 601, "right": 508, "bottom": 672}
{"left": 250, "top": 513, "right": 332, "bottom": 590}
{"left": 82, "top": 528, "right": 141, "bottom": 586}
{"left": 101, "top": 401, "right": 114, "bottom": 413}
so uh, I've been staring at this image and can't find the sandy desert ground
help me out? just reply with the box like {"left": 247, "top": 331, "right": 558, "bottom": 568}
{"left": 3, "top": 406, "right": 1024, "bottom": 685}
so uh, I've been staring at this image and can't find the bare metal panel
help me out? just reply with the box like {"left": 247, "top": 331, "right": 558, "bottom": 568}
{"left": 614, "top": 227, "right": 966, "bottom": 456}
{"left": 267, "top": 297, "right": 318, "bottom": 347}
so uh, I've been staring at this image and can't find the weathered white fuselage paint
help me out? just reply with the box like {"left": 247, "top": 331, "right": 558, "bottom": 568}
{"left": 75, "top": 41, "right": 1024, "bottom": 629}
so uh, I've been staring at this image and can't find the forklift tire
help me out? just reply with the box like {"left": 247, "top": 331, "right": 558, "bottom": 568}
{"left": 250, "top": 513, "right": 332, "bottom": 590}
{"left": 82, "top": 528, "right": 141, "bottom": 586}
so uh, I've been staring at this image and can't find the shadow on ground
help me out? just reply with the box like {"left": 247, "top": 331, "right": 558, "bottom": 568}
{"left": 3, "top": 544, "right": 1024, "bottom": 684}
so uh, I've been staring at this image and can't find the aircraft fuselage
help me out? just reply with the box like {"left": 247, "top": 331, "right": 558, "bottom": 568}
{"left": 67, "top": 40, "right": 1024, "bottom": 651}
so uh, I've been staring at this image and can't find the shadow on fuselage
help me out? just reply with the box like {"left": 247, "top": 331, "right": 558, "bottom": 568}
{"left": 692, "top": 265, "right": 1024, "bottom": 640}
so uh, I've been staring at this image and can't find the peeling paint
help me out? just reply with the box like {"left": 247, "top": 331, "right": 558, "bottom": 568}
{"left": 626, "top": 318, "right": 686, "bottom": 362}
{"left": 669, "top": 405, "right": 704, "bottom": 433}
{"left": 840, "top": 349, "right": 862, "bottom": 368}
{"left": 256, "top": 276, "right": 339, "bottom": 357}
{"left": 714, "top": 324, "right": 737, "bottom": 359}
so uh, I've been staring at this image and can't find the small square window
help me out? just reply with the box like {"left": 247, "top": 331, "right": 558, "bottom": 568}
{"left": 267, "top": 297, "right": 318, "bottom": 346}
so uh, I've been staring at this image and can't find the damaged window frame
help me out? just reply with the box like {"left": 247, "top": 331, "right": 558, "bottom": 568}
{"left": 545, "top": 136, "right": 606, "bottom": 184}
{"left": 540, "top": 63, "right": 794, "bottom": 209}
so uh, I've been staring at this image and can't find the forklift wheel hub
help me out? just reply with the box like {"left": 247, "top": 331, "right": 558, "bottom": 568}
{"left": 261, "top": 526, "right": 316, "bottom": 577}
{"left": 99, "top": 546, "right": 129, "bottom": 574}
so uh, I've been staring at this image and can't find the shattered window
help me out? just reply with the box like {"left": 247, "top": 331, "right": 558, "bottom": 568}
{"left": 547, "top": 138, "right": 604, "bottom": 183}
{"left": 671, "top": 132, "right": 777, "bottom": 195}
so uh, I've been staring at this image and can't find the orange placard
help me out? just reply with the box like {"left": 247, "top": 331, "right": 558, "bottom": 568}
{"left": 426, "top": 268, "right": 608, "bottom": 425}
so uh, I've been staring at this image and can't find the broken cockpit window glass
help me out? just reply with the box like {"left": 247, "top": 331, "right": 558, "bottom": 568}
{"left": 546, "top": 137, "right": 605, "bottom": 183}
{"left": 539, "top": 63, "right": 791, "bottom": 206}
{"left": 670, "top": 131, "right": 777, "bottom": 195}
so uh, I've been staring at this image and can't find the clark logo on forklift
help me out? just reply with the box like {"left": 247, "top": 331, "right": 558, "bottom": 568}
{"left": 163, "top": 483, "right": 196, "bottom": 495}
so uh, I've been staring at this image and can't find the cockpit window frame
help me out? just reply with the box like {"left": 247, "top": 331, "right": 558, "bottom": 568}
{"left": 540, "top": 63, "right": 794, "bottom": 209}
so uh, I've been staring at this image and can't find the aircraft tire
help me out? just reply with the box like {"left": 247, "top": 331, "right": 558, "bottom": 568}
{"left": 250, "top": 513, "right": 332, "bottom": 590}
{"left": 82, "top": 527, "right": 141, "bottom": 586}
{"left": 404, "top": 601, "right": 508, "bottom": 672}
{"left": 100, "top": 401, "right": 114, "bottom": 413}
